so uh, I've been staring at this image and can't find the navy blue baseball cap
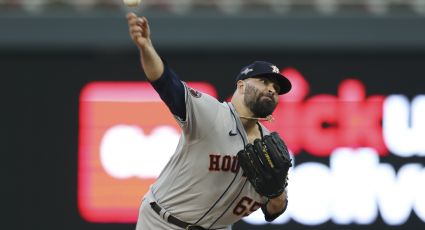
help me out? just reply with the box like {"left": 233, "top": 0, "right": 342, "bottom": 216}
{"left": 235, "top": 61, "right": 292, "bottom": 95}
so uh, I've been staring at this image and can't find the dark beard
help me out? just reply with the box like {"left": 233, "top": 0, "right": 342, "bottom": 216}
{"left": 244, "top": 84, "right": 277, "bottom": 118}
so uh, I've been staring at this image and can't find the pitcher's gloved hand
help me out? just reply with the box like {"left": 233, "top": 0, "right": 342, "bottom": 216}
{"left": 237, "top": 132, "right": 292, "bottom": 198}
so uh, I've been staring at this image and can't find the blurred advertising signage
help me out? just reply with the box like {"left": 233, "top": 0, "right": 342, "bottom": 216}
{"left": 78, "top": 82, "right": 217, "bottom": 222}
{"left": 78, "top": 69, "right": 425, "bottom": 225}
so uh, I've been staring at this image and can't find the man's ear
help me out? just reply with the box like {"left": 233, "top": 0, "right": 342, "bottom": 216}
{"left": 236, "top": 80, "right": 245, "bottom": 94}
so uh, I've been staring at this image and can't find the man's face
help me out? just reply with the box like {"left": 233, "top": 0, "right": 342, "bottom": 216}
{"left": 243, "top": 77, "right": 280, "bottom": 118}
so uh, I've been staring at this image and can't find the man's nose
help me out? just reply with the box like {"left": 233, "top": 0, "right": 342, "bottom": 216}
{"left": 267, "top": 84, "right": 277, "bottom": 95}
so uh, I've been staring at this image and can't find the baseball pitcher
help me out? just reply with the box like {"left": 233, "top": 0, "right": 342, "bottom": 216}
{"left": 127, "top": 12, "right": 293, "bottom": 230}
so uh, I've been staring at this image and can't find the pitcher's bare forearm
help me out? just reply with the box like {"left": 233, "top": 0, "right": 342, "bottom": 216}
{"left": 139, "top": 44, "right": 164, "bottom": 82}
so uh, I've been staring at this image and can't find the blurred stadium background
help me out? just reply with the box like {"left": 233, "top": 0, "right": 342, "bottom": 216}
{"left": 3, "top": 0, "right": 425, "bottom": 230}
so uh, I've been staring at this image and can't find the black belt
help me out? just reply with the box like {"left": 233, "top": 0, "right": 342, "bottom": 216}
{"left": 150, "top": 202, "right": 206, "bottom": 230}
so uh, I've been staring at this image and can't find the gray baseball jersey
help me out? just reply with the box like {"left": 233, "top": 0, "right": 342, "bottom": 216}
{"left": 136, "top": 82, "right": 269, "bottom": 230}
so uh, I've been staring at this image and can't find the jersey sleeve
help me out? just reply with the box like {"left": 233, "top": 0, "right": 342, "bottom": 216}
{"left": 177, "top": 82, "right": 221, "bottom": 140}
{"left": 150, "top": 64, "right": 186, "bottom": 119}
{"left": 149, "top": 61, "right": 221, "bottom": 140}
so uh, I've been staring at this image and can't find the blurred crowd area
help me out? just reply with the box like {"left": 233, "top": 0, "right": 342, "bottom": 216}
{"left": 1, "top": 0, "right": 425, "bottom": 15}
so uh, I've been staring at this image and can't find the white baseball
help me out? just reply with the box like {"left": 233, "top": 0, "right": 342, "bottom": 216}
{"left": 123, "top": 0, "right": 141, "bottom": 7}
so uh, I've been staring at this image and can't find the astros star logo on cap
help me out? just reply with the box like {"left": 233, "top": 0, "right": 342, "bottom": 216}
{"left": 271, "top": 65, "right": 280, "bottom": 74}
